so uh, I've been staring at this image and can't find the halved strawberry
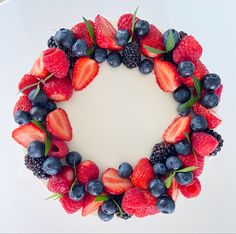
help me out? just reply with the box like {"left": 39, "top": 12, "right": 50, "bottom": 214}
{"left": 46, "top": 108, "right": 72, "bottom": 141}
{"left": 30, "top": 55, "right": 49, "bottom": 79}
{"left": 154, "top": 59, "right": 181, "bottom": 92}
{"left": 102, "top": 168, "right": 133, "bottom": 195}
{"left": 94, "top": 15, "right": 122, "bottom": 50}
{"left": 72, "top": 57, "right": 99, "bottom": 91}
{"left": 82, "top": 193, "right": 103, "bottom": 216}
{"left": 166, "top": 177, "right": 179, "bottom": 201}
{"left": 12, "top": 123, "right": 47, "bottom": 148}
{"left": 163, "top": 116, "right": 191, "bottom": 144}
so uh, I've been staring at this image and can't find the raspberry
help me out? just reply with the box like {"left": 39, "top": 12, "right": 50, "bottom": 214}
{"left": 178, "top": 178, "right": 201, "bottom": 198}
{"left": 117, "top": 13, "right": 139, "bottom": 34}
{"left": 18, "top": 74, "right": 39, "bottom": 95}
{"left": 13, "top": 95, "right": 32, "bottom": 114}
{"left": 48, "top": 139, "right": 69, "bottom": 159}
{"left": 60, "top": 194, "right": 84, "bottom": 214}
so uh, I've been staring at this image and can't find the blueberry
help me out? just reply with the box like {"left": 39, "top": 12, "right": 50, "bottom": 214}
{"left": 72, "top": 39, "right": 87, "bottom": 57}
{"left": 115, "top": 30, "right": 130, "bottom": 46}
{"left": 149, "top": 179, "right": 166, "bottom": 197}
{"left": 174, "top": 139, "right": 191, "bottom": 155}
{"left": 118, "top": 162, "right": 132, "bottom": 178}
{"left": 14, "top": 110, "right": 32, "bottom": 125}
{"left": 191, "top": 115, "right": 208, "bottom": 131}
{"left": 173, "top": 86, "right": 191, "bottom": 103}
{"left": 98, "top": 207, "right": 114, "bottom": 222}
{"left": 153, "top": 163, "right": 168, "bottom": 176}
{"left": 107, "top": 52, "right": 122, "bottom": 67}
{"left": 87, "top": 179, "right": 103, "bottom": 196}
{"left": 176, "top": 172, "right": 193, "bottom": 185}
{"left": 202, "top": 73, "right": 221, "bottom": 90}
{"left": 101, "top": 199, "right": 118, "bottom": 215}
{"left": 66, "top": 151, "right": 82, "bottom": 166}
{"left": 163, "top": 29, "right": 180, "bottom": 48}
{"left": 42, "top": 157, "right": 62, "bottom": 175}
{"left": 138, "top": 59, "right": 154, "bottom": 74}
{"left": 28, "top": 89, "right": 48, "bottom": 107}
{"left": 134, "top": 20, "right": 150, "bottom": 37}
{"left": 69, "top": 184, "right": 85, "bottom": 201}
{"left": 157, "top": 195, "right": 175, "bottom": 214}
{"left": 178, "top": 61, "right": 195, "bottom": 78}
{"left": 166, "top": 156, "right": 182, "bottom": 171}
{"left": 54, "top": 28, "right": 75, "bottom": 50}
{"left": 201, "top": 92, "right": 219, "bottom": 109}
{"left": 45, "top": 100, "right": 57, "bottom": 113}
{"left": 27, "top": 141, "right": 45, "bottom": 158}
{"left": 178, "top": 106, "right": 191, "bottom": 117}
{"left": 93, "top": 47, "right": 107, "bottom": 63}
{"left": 30, "top": 107, "right": 47, "bottom": 122}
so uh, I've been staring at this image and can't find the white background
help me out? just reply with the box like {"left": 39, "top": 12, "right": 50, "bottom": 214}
{"left": 0, "top": 0, "right": 236, "bottom": 233}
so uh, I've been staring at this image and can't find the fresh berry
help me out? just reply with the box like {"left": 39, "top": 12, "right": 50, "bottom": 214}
{"left": 47, "top": 166, "right": 74, "bottom": 194}
{"left": 190, "top": 115, "right": 208, "bottom": 132}
{"left": 14, "top": 110, "right": 32, "bottom": 125}
{"left": 71, "top": 20, "right": 95, "bottom": 48}
{"left": 47, "top": 36, "right": 57, "bottom": 48}
{"left": 138, "top": 59, "right": 154, "bottom": 74}
{"left": 148, "top": 179, "right": 166, "bottom": 197}
{"left": 201, "top": 73, "right": 221, "bottom": 90}
{"left": 205, "top": 129, "right": 224, "bottom": 156}
{"left": 93, "top": 47, "right": 107, "bottom": 63}
{"left": 131, "top": 158, "right": 155, "bottom": 190}
{"left": 174, "top": 139, "right": 191, "bottom": 155}
{"left": 173, "top": 35, "right": 203, "bottom": 64}
{"left": 72, "top": 39, "right": 87, "bottom": 57}
{"left": 45, "top": 100, "right": 57, "bottom": 113}
{"left": 117, "top": 13, "right": 139, "bottom": 34}
{"left": 201, "top": 92, "right": 219, "bottom": 109}
{"left": 166, "top": 177, "right": 179, "bottom": 201}
{"left": 176, "top": 172, "right": 193, "bottom": 185}
{"left": 82, "top": 193, "right": 103, "bottom": 216}
{"left": 54, "top": 28, "right": 75, "bottom": 50}
{"left": 153, "top": 163, "right": 168, "bottom": 176}
{"left": 76, "top": 160, "right": 99, "bottom": 186}
{"left": 157, "top": 195, "right": 175, "bottom": 214}
{"left": 178, "top": 106, "right": 191, "bottom": 117}
{"left": 66, "top": 151, "right": 82, "bottom": 166}
{"left": 102, "top": 168, "right": 133, "bottom": 195}
{"left": 165, "top": 156, "right": 182, "bottom": 170}
{"left": 115, "top": 30, "right": 129, "bottom": 46}
{"left": 30, "top": 106, "right": 47, "bottom": 122}
{"left": 87, "top": 179, "right": 104, "bottom": 196}
{"left": 69, "top": 184, "right": 85, "bottom": 201}
{"left": 179, "top": 31, "right": 187, "bottom": 39}
{"left": 178, "top": 61, "right": 195, "bottom": 78}
{"left": 118, "top": 162, "right": 133, "bottom": 178}
{"left": 59, "top": 194, "right": 83, "bottom": 214}
{"left": 163, "top": 29, "right": 180, "bottom": 48}
{"left": 101, "top": 199, "right": 117, "bottom": 215}
{"left": 49, "top": 139, "right": 69, "bottom": 159}
{"left": 107, "top": 51, "right": 122, "bottom": 67}
{"left": 162, "top": 51, "right": 175, "bottom": 64}
{"left": 27, "top": 140, "right": 45, "bottom": 158}
{"left": 113, "top": 195, "right": 132, "bottom": 219}
{"left": 173, "top": 86, "right": 191, "bottom": 103}
{"left": 179, "top": 177, "right": 201, "bottom": 198}
{"left": 28, "top": 89, "right": 48, "bottom": 107}
{"left": 30, "top": 56, "right": 50, "bottom": 79}
{"left": 43, "top": 76, "right": 73, "bottom": 102}
{"left": 72, "top": 57, "right": 99, "bottom": 91}
{"left": 191, "top": 132, "right": 219, "bottom": 156}
{"left": 12, "top": 123, "right": 47, "bottom": 148}
{"left": 214, "top": 84, "right": 223, "bottom": 100}
{"left": 13, "top": 95, "right": 32, "bottom": 115}
{"left": 18, "top": 74, "right": 39, "bottom": 95}
{"left": 122, "top": 42, "right": 141, "bottom": 69}
{"left": 98, "top": 206, "right": 114, "bottom": 222}
{"left": 163, "top": 116, "right": 191, "bottom": 144}
{"left": 46, "top": 108, "right": 72, "bottom": 141}
{"left": 94, "top": 15, "right": 122, "bottom": 50}
{"left": 42, "top": 156, "right": 62, "bottom": 175}
{"left": 154, "top": 59, "right": 181, "bottom": 92}
{"left": 140, "top": 24, "right": 164, "bottom": 58}
{"left": 134, "top": 20, "right": 150, "bottom": 37}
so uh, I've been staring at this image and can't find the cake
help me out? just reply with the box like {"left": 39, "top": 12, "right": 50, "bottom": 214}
{"left": 12, "top": 9, "right": 224, "bottom": 221}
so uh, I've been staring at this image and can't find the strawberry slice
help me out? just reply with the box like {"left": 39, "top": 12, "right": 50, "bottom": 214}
{"left": 46, "top": 108, "right": 72, "bottom": 141}
{"left": 94, "top": 15, "right": 122, "bottom": 50}
{"left": 72, "top": 57, "right": 99, "bottom": 91}
{"left": 30, "top": 55, "right": 49, "bottom": 79}
{"left": 154, "top": 59, "right": 181, "bottom": 92}
{"left": 163, "top": 116, "right": 191, "bottom": 144}
{"left": 102, "top": 168, "right": 133, "bottom": 195}
{"left": 82, "top": 193, "right": 103, "bottom": 216}
{"left": 12, "top": 123, "right": 47, "bottom": 148}
{"left": 166, "top": 177, "right": 179, "bottom": 202}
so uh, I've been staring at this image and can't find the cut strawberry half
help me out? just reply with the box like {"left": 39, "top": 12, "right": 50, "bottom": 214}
{"left": 163, "top": 116, "right": 191, "bottom": 144}
{"left": 154, "top": 59, "right": 181, "bottom": 92}
{"left": 30, "top": 55, "right": 49, "bottom": 79}
{"left": 166, "top": 177, "right": 179, "bottom": 202}
{"left": 82, "top": 193, "right": 103, "bottom": 216}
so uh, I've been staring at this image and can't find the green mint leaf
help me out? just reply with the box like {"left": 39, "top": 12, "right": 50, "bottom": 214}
{"left": 166, "top": 30, "right": 175, "bottom": 52}
{"left": 178, "top": 95, "right": 199, "bottom": 111}
{"left": 83, "top": 17, "right": 96, "bottom": 44}
{"left": 94, "top": 195, "right": 110, "bottom": 202}
{"left": 45, "top": 193, "right": 63, "bottom": 200}
{"left": 112, "top": 199, "right": 124, "bottom": 218}
{"left": 192, "top": 75, "right": 201, "bottom": 96}
{"left": 69, "top": 179, "right": 77, "bottom": 194}
{"left": 184, "top": 131, "right": 198, "bottom": 164}
{"left": 184, "top": 131, "right": 190, "bottom": 142}
{"left": 18, "top": 82, "right": 38, "bottom": 94}
{"left": 44, "top": 135, "right": 51, "bottom": 156}
{"left": 165, "top": 172, "right": 176, "bottom": 189}
{"left": 31, "top": 120, "right": 47, "bottom": 133}
{"left": 86, "top": 45, "right": 95, "bottom": 56}
{"left": 41, "top": 73, "right": 54, "bottom": 84}
{"left": 176, "top": 166, "right": 198, "bottom": 173}
{"left": 128, "top": 6, "right": 139, "bottom": 43}
{"left": 32, "top": 83, "right": 41, "bottom": 99}
{"left": 144, "top": 45, "right": 167, "bottom": 55}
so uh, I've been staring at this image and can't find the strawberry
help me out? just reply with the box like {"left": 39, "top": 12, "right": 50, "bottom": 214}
{"left": 48, "top": 139, "right": 69, "bottom": 159}
{"left": 102, "top": 168, "right": 133, "bottom": 195}
{"left": 30, "top": 55, "right": 50, "bottom": 79}
{"left": 71, "top": 20, "right": 95, "bottom": 48}
{"left": 178, "top": 153, "right": 204, "bottom": 177}
{"left": 166, "top": 177, "right": 179, "bottom": 201}
{"left": 12, "top": 123, "right": 46, "bottom": 148}
{"left": 60, "top": 194, "right": 84, "bottom": 214}
{"left": 47, "top": 166, "right": 75, "bottom": 194}
{"left": 192, "top": 102, "right": 222, "bottom": 129}
{"left": 214, "top": 84, "right": 223, "bottom": 100}
{"left": 163, "top": 116, "right": 191, "bottom": 144}
{"left": 154, "top": 59, "right": 181, "bottom": 92}
{"left": 76, "top": 160, "right": 99, "bottom": 186}
{"left": 13, "top": 95, "right": 32, "bottom": 115}
{"left": 179, "top": 177, "right": 201, "bottom": 198}
{"left": 18, "top": 74, "right": 39, "bottom": 95}
{"left": 140, "top": 24, "right": 164, "bottom": 58}
{"left": 117, "top": 13, "right": 139, "bottom": 34}
{"left": 42, "top": 48, "right": 69, "bottom": 79}
{"left": 72, "top": 57, "right": 99, "bottom": 91}
{"left": 191, "top": 132, "right": 219, "bottom": 156}
{"left": 131, "top": 158, "right": 155, "bottom": 190}
{"left": 173, "top": 35, "right": 203, "bottom": 64}
{"left": 46, "top": 108, "right": 72, "bottom": 141}
{"left": 82, "top": 193, "right": 103, "bottom": 216}
{"left": 94, "top": 15, "right": 122, "bottom": 50}
{"left": 43, "top": 76, "right": 73, "bottom": 102}
{"left": 180, "top": 61, "right": 208, "bottom": 87}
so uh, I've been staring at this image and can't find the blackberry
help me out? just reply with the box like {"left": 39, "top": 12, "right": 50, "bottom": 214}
{"left": 122, "top": 42, "right": 141, "bottom": 69}
{"left": 24, "top": 154, "right": 49, "bottom": 180}
{"left": 112, "top": 195, "right": 132, "bottom": 220}
{"left": 150, "top": 142, "right": 176, "bottom": 165}
{"left": 162, "top": 51, "right": 175, "bottom": 64}
{"left": 179, "top": 31, "right": 187, "bottom": 40}
{"left": 205, "top": 129, "right": 224, "bottom": 156}
{"left": 47, "top": 36, "right": 57, "bottom": 48}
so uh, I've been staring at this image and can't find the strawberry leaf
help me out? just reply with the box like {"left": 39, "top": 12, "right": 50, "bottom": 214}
{"left": 45, "top": 193, "right": 63, "bottom": 200}
{"left": 165, "top": 171, "right": 176, "bottom": 189}
{"left": 83, "top": 17, "right": 96, "bottom": 44}
{"left": 94, "top": 195, "right": 110, "bottom": 202}
{"left": 176, "top": 166, "right": 198, "bottom": 173}
{"left": 144, "top": 45, "right": 166, "bottom": 55}
{"left": 165, "top": 30, "right": 175, "bottom": 52}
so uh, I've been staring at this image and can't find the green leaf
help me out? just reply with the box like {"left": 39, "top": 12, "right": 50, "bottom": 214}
{"left": 165, "top": 30, "right": 175, "bottom": 52}
{"left": 165, "top": 172, "right": 176, "bottom": 189}
{"left": 192, "top": 75, "right": 201, "bottom": 96}
{"left": 86, "top": 45, "right": 95, "bottom": 56}
{"left": 184, "top": 131, "right": 198, "bottom": 164}
{"left": 83, "top": 17, "right": 96, "bottom": 44}
{"left": 128, "top": 6, "right": 139, "bottom": 43}
{"left": 31, "top": 120, "right": 47, "bottom": 133}
{"left": 69, "top": 179, "right": 77, "bottom": 194}
{"left": 144, "top": 45, "right": 166, "bottom": 55}
{"left": 32, "top": 83, "right": 41, "bottom": 99}
{"left": 184, "top": 131, "right": 190, "bottom": 142}
{"left": 18, "top": 82, "right": 38, "bottom": 94}
{"left": 94, "top": 195, "right": 110, "bottom": 202}
{"left": 176, "top": 166, "right": 198, "bottom": 173}
{"left": 45, "top": 193, "right": 63, "bottom": 200}
{"left": 41, "top": 73, "right": 54, "bottom": 84}
{"left": 44, "top": 135, "right": 51, "bottom": 156}
{"left": 178, "top": 95, "right": 199, "bottom": 111}
{"left": 112, "top": 199, "right": 124, "bottom": 218}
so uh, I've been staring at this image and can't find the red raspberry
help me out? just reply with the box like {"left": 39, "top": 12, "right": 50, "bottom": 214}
{"left": 178, "top": 177, "right": 201, "bottom": 198}
{"left": 13, "top": 95, "right": 32, "bottom": 114}
{"left": 59, "top": 194, "right": 84, "bottom": 214}
{"left": 18, "top": 74, "right": 39, "bottom": 95}
{"left": 48, "top": 139, "right": 69, "bottom": 159}
{"left": 117, "top": 13, "right": 139, "bottom": 34}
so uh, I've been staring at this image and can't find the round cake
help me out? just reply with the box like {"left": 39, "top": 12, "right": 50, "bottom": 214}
{"left": 12, "top": 9, "right": 224, "bottom": 221}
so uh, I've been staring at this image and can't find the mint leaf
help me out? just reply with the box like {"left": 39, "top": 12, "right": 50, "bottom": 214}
{"left": 94, "top": 195, "right": 110, "bottom": 202}
{"left": 18, "top": 82, "right": 38, "bottom": 94}
{"left": 45, "top": 193, "right": 63, "bottom": 200}
{"left": 44, "top": 135, "right": 51, "bottom": 156}
{"left": 176, "top": 166, "right": 198, "bottom": 173}
{"left": 144, "top": 45, "right": 166, "bottom": 55}
{"left": 165, "top": 171, "right": 176, "bottom": 189}
{"left": 32, "top": 83, "right": 41, "bottom": 99}
{"left": 165, "top": 30, "right": 175, "bottom": 52}
{"left": 128, "top": 6, "right": 139, "bottom": 43}
{"left": 192, "top": 75, "right": 201, "bottom": 96}
{"left": 83, "top": 17, "right": 96, "bottom": 44}
{"left": 86, "top": 45, "right": 95, "bottom": 56}
{"left": 31, "top": 120, "right": 47, "bottom": 132}
{"left": 184, "top": 131, "right": 198, "bottom": 163}
{"left": 184, "top": 131, "right": 190, "bottom": 142}
{"left": 178, "top": 95, "right": 199, "bottom": 111}
{"left": 112, "top": 199, "right": 124, "bottom": 218}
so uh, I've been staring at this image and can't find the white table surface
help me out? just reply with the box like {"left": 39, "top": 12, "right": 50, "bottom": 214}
{"left": 0, "top": 0, "right": 236, "bottom": 233}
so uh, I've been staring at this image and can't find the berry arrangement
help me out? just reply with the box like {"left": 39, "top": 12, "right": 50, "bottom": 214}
{"left": 12, "top": 8, "right": 224, "bottom": 221}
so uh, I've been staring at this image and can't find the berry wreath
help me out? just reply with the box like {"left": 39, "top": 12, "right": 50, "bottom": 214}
{"left": 12, "top": 9, "right": 224, "bottom": 221}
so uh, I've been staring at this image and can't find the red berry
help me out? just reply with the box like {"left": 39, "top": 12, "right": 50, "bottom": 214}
{"left": 60, "top": 194, "right": 84, "bottom": 214}
{"left": 117, "top": 13, "right": 139, "bottom": 34}
{"left": 179, "top": 177, "right": 201, "bottom": 198}
{"left": 81, "top": 193, "right": 103, "bottom": 216}
{"left": 18, "top": 74, "right": 39, "bottom": 95}
{"left": 30, "top": 55, "right": 50, "bottom": 79}
{"left": 13, "top": 95, "right": 32, "bottom": 115}
{"left": 48, "top": 139, "right": 69, "bottom": 159}
{"left": 214, "top": 84, "right": 223, "bottom": 100}
{"left": 166, "top": 177, "right": 179, "bottom": 201}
